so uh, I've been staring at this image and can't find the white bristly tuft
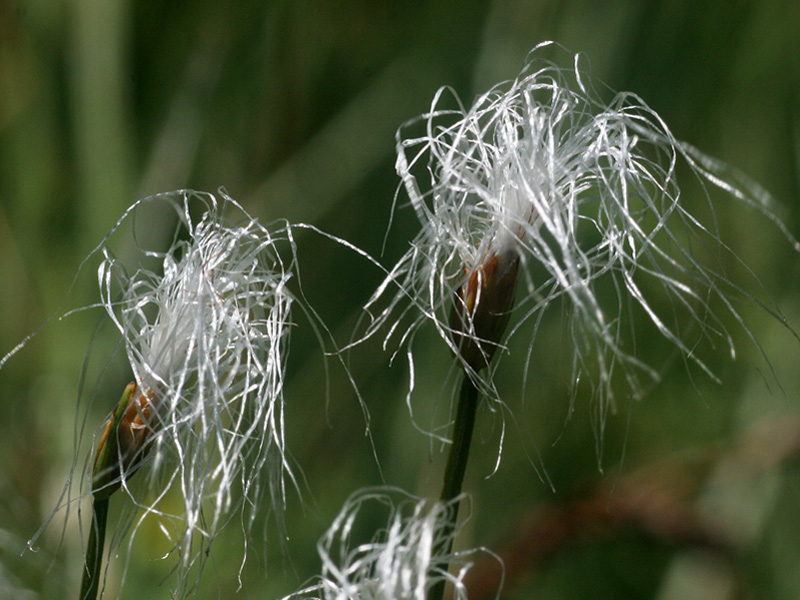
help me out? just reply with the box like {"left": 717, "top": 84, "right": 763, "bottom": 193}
{"left": 285, "top": 488, "right": 492, "bottom": 600}
{"left": 360, "top": 41, "right": 798, "bottom": 456}
{"left": 94, "top": 190, "right": 297, "bottom": 594}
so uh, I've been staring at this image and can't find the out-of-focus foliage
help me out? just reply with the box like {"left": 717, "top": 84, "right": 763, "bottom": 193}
{"left": 1, "top": 0, "right": 799, "bottom": 598}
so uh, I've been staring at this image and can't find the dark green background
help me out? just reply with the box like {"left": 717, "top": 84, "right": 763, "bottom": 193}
{"left": 2, "top": 1, "right": 800, "bottom": 598}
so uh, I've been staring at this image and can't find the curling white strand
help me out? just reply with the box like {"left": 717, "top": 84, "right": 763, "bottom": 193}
{"left": 286, "top": 488, "right": 489, "bottom": 600}
{"left": 97, "top": 190, "right": 296, "bottom": 593}
{"left": 363, "top": 41, "right": 796, "bottom": 448}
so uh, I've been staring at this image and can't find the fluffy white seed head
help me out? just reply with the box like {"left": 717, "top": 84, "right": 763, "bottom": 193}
{"left": 92, "top": 190, "right": 297, "bottom": 593}
{"left": 364, "top": 41, "right": 798, "bottom": 449}
{"left": 286, "top": 488, "right": 488, "bottom": 600}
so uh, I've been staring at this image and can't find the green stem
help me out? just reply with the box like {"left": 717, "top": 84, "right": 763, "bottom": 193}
{"left": 79, "top": 496, "right": 109, "bottom": 600}
{"left": 440, "top": 374, "right": 480, "bottom": 504}
{"left": 429, "top": 373, "right": 480, "bottom": 600}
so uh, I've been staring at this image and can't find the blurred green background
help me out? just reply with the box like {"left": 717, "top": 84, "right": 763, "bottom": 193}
{"left": 2, "top": 0, "right": 800, "bottom": 598}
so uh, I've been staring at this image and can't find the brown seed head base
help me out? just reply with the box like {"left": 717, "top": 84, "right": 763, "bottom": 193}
{"left": 450, "top": 249, "right": 520, "bottom": 372}
{"left": 92, "top": 382, "right": 155, "bottom": 499}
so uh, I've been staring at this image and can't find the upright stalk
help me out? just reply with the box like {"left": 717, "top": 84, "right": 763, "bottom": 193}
{"left": 79, "top": 382, "right": 143, "bottom": 600}
{"left": 428, "top": 373, "right": 480, "bottom": 600}
{"left": 439, "top": 374, "right": 480, "bottom": 505}
{"left": 430, "top": 246, "right": 519, "bottom": 599}
{"left": 79, "top": 497, "right": 109, "bottom": 600}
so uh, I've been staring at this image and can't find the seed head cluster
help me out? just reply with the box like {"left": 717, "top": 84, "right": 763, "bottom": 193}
{"left": 286, "top": 489, "right": 483, "bottom": 600}
{"left": 94, "top": 190, "right": 297, "bottom": 591}
{"left": 363, "top": 42, "right": 793, "bottom": 444}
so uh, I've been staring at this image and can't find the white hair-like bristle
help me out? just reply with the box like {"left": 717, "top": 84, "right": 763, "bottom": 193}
{"left": 361, "top": 41, "right": 797, "bottom": 454}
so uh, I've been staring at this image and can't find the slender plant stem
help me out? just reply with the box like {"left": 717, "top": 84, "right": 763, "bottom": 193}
{"left": 429, "top": 373, "right": 480, "bottom": 600}
{"left": 440, "top": 374, "right": 480, "bottom": 504}
{"left": 79, "top": 496, "right": 109, "bottom": 600}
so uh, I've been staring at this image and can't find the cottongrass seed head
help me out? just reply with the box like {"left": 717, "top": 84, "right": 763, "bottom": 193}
{"left": 286, "top": 488, "right": 491, "bottom": 600}
{"left": 364, "top": 41, "right": 799, "bottom": 451}
{"left": 36, "top": 190, "right": 300, "bottom": 595}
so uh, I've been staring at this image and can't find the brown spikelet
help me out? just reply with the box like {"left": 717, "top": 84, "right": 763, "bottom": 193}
{"left": 92, "top": 383, "right": 154, "bottom": 499}
{"left": 450, "top": 249, "right": 520, "bottom": 371}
